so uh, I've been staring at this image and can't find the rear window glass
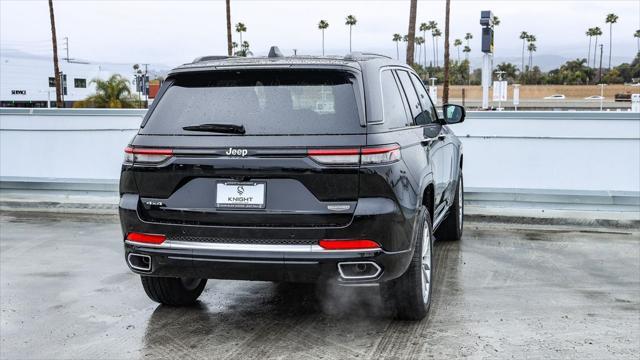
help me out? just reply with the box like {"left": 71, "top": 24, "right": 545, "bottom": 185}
{"left": 141, "top": 70, "right": 363, "bottom": 135}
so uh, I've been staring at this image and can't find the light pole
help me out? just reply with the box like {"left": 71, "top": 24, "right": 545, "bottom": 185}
{"left": 480, "top": 11, "right": 495, "bottom": 110}
{"left": 599, "top": 83, "right": 606, "bottom": 111}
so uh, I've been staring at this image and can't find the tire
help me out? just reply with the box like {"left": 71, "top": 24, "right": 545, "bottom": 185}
{"left": 435, "top": 173, "right": 464, "bottom": 241}
{"left": 140, "top": 276, "right": 207, "bottom": 306}
{"left": 381, "top": 206, "right": 433, "bottom": 320}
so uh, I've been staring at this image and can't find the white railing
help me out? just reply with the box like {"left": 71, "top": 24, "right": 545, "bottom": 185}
{"left": 1, "top": 108, "right": 638, "bottom": 210}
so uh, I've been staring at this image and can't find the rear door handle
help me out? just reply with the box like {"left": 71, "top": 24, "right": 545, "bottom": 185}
{"left": 438, "top": 135, "right": 446, "bottom": 140}
{"left": 421, "top": 138, "right": 433, "bottom": 145}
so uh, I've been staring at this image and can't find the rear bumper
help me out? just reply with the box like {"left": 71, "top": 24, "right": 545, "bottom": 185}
{"left": 119, "top": 194, "right": 417, "bottom": 284}
{"left": 124, "top": 242, "right": 411, "bottom": 284}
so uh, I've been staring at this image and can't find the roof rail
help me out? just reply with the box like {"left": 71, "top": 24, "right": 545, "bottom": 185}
{"left": 343, "top": 52, "right": 392, "bottom": 61}
{"left": 192, "top": 55, "right": 233, "bottom": 63}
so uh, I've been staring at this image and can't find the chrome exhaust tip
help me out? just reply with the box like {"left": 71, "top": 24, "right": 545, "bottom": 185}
{"left": 337, "top": 261, "right": 382, "bottom": 280}
{"left": 127, "top": 253, "right": 151, "bottom": 272}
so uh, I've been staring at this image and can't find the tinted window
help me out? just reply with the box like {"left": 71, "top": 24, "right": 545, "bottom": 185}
{"left": 74, "top": 78, "right": 86, "bottom": 88}
{"left": 396, "top": 70, "right": 427, "bottom": 125}
{"left": 141, "top": 70, "right": 362, "bottom": 135}
{"left": 409, "top": 73, "right": 438, "bottom": 124}
{"left": 380, "top": 70, "right": 409, "bottom": 128}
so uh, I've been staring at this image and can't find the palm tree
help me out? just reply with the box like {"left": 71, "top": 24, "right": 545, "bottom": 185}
{"left": 635, "top": 29, "right": 640, "bottom": 53}
{"left": 235, "top": 22, "right": 247, "bottom": 45}
{"left": 586, "top": 28, "right": 594, "bottom": 67}
{"left": 318, "top": 20, "right": 329, "bottom": 56}
{"left": 428, "top": 21, "right": 438, "bottom": 66}
{"left": 454, "top": 39, "right": 462, "bottom": 62}
{"left": 232, "top": 41, "right": 238, "bottom": 53}
{"left": 463, "top": 45, "right": 471, "bottom": 85}
{"left": 392, "top": 33, "right": 402, "bottom": 60}
{"left": 239, "top": 41, "right": 250, "bottom": 57}
{"left": 406, "top": 0, "right": 417, "bottom": 65}
{"left": 605, "top": 13, "right": 618, "bottom": 69}
{"left": 527, "top": 42, "right": 537, "bottom": 70}
{"left": 464, "top": 32, "right": 473, "bottom": 61}
{"left": 442, "top": 0, "right": 452, "bottom": 104}
{"left": 415, "top": 36, "right": 425, "bottom": 64}
{"left": 592, "top": 26, "right": 602, "bottom": 68}
{"left": 419, "top": 23, "right": 429, "bottom": 66}
{"left": 80, "top": 74, "right": 137, "bottom": 108}
{"left": 345, "top": 15, "right": 357, "bottom": 52}
{"left": 225, "top": 0, "right": 232, "bottom": 56}
{"left": 519, "top": 31, "right": 529, "bottom": 73}
{"left": 496, "top": 62, "right": 518, "bottom": 81}
{"left": 432, "top": 28, "right": 442, "bottom": 67}
{"left": 47, "top": 0, "right": 63, "bottom": 108}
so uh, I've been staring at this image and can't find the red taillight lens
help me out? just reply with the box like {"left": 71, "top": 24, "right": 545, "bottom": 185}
{"left": 124, "top": 147, "right": 173, "bottom": 164}
{"left": 307, "top": 145, "right": 400, "bottom": 165}
{"left": 318, "top": 239, "right": 381, "bottom": 250}
{"left": 126, "top": 232, "right": 166, "bottom": 244}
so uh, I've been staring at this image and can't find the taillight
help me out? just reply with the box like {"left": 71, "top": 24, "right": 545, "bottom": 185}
{"left": 361, "top": 145, "right": 401, "bottom": 164}
{"left": 307, "top": 144, "right": 400, "bottom": 165}
{"left": 308, "top": 148, "right": 360, "bottom": 165}
{"left": 124, "top": 147, "right": 173, "bottom": 164}
{"left": 319, "top": 239, "right": 381, "bottom": 250}
{"left": 126, "top": 232, "right": 166, "bottom": 245}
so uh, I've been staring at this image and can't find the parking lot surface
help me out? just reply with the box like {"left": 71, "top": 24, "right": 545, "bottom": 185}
{"left": 1, "top": 212, "right": 639, "bottom": 359}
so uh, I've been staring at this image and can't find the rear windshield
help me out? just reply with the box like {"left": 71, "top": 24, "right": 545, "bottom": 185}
{"left": 141, "top": 69, "right": 363, "bottom": 135}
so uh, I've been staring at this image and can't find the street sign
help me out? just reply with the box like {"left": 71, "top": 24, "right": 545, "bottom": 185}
{"left": 632, "top": 93, "right": 640, "bottom": 113}
{"left": 513, "top": 86, "right": 520, "bottom": 106}
{"left": 429, "top": 86, "right": 438, "bottom": 105}
{"left": 492, "top": 80, "right": 507, "bottom": 101}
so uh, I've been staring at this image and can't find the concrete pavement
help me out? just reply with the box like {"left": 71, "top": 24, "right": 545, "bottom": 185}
{"left": 1, "top": 212, "right": 639, "bottom": 359}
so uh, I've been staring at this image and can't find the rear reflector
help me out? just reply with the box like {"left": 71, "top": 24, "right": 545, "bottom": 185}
{"left": 319, "top": 239, "right": 381, "bottom": 250}
{"left": 124, "top": 147, "right": 173, "bottom": 164}
{"left": 307, "top": 144, "right": 400, "bottom": 165}
{"left": 126, "top": 232, "right": 166, "bottom": 245}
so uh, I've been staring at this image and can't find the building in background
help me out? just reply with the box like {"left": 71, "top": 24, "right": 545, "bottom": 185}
{"left": 0, "top": 49, "right": 165, "bottom": 108}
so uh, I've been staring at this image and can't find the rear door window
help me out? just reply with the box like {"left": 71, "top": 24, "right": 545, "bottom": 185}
{"left": 409, "top": 73, "right": 438, "bottom": 124}
{"left": 396, "top": 70, "right": 427, "bottom": 125}
{"left": 380, "top": 69, "right": 409, "bottom": 128}
{"left": 141, "top": 70, "right": 363, "bottom": 135}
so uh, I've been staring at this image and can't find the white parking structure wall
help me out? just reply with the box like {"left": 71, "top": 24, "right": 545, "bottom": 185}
{"left": 453, "top": 112, "right": 640, "bottom": 193}
{"left": 0, "top": 108, "right": 143, "bottom": 181}
{"left": 0, "top": 109, "right": 639, "bottom": 207}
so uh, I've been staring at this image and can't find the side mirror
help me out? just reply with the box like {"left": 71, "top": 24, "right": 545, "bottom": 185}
{"left": 442, "top": 104, "right": 465, "bottom": 124}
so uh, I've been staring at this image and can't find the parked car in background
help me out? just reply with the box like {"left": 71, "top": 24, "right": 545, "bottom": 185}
{"left": 544, "top": 94, "right": 566, "bottom": 100}
{"left": 584, "top": 95, "right": 604, "bottom": 100}
{"left": 119, "top": 47, "right": 466, "bottom": 320}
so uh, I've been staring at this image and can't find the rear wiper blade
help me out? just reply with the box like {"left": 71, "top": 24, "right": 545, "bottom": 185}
{"left": 182, "top": 123, "right": 246, "bottom": 134}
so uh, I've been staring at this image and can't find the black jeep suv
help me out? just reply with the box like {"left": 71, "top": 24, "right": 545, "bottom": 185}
{"left": 119, "top": 48, "right": 465, "bottom": 320}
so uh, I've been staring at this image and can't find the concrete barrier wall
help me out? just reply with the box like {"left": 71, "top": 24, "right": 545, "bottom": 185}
{"left": 1, "top": 108, "right": 639, "bottom": 194}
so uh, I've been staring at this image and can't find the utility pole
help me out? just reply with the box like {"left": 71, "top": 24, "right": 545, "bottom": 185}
{"left": 142, "top": 63, "right": 149, "bottom": 107}
{"left": 598, "top": 44, "right": 604, "bottom": 84}
{"left": 63, "top": 37, "right": 69, "bottom": 62}
{"left": 48, "top": 0, "right": 63, "bottom": 108}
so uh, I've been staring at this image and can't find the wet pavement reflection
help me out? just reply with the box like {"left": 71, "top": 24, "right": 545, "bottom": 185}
{"left": 1, "top": 213, "right": 638, "bottom": 359}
